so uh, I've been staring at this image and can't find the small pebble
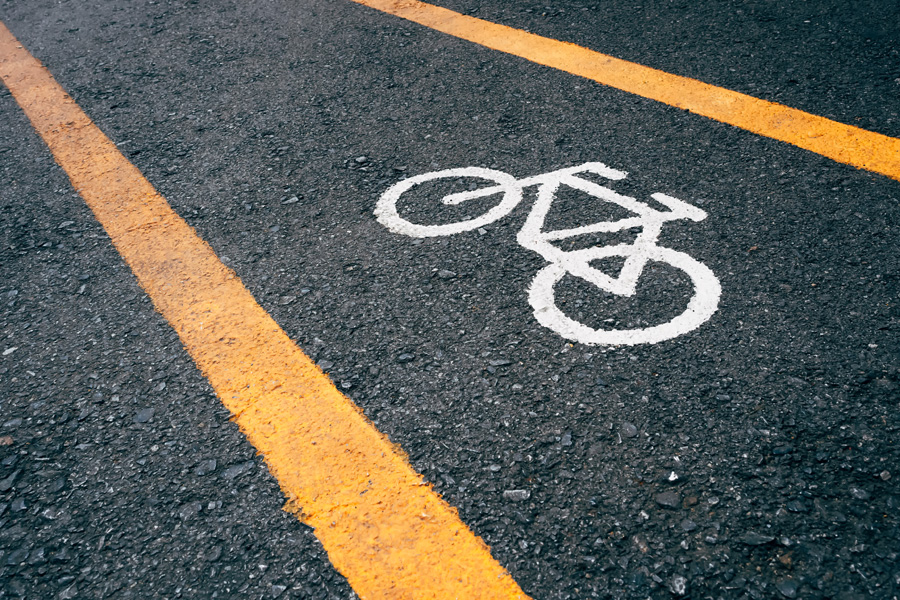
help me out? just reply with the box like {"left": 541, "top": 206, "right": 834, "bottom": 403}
{"left": 655, "top": 491, "right": 680, "bottom": 509}
{"left": 503, "top": 489, "right": 530, "bottom": 502}
{"left": 740, "top": 531, "right": 775, "bottom": 545}
{"left": 776, "top": 578, "right": 798, "bottom": 598}
{"left": 179, "top": 501, "right": 203, "bottom": 520}
{"left": 223, "top": 461, "right": 253, "bottom": 480}
{"left": 270, "top": 584, "right": 287, "bottom": 598}
{"left": 51, "top": 547, "right": 73, "bottom": 563}
{"left": 6, "top": 547, "right": 28, "bottom": 565}
{"left": 668, "top": 575, "right": 688, "bottom": 596}
{"left": 134, "top": 408, "right": 155, "bottom": 424}
{"left": 849, "top": 486, "right": 871, "bottom": 500}
{"left": 48, "top": 477, "right": 67, "bottom": 494}
{"left": 0, "top": 470, "right": 20, "bottom": 492}
{"left": 195, "top": 459, "right": 217, "bottom": 476}
{"left": 206, "top": 545, "right": 223, "bottom": 562}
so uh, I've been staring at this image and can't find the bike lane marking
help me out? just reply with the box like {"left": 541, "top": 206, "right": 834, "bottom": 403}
{"left": 0, "top": 22, "right": 529, "bottom": 600}
{"left": 349, "top": 0, "right": 900, "bottom": 182}
{"left": 375, "top": 164, "right": 722, "bottom": 346}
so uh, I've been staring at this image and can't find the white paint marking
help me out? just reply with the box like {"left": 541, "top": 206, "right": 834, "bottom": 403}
{"left": 375, "top": 167, "right": 521, "bottom": 237}
{"left": 376, "top": 162, "right": 721, "bottom": 345}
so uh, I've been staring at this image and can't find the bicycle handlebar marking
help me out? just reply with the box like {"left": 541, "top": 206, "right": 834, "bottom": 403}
{"left": 375, "top": 162, "right": 721, "bottom": 346}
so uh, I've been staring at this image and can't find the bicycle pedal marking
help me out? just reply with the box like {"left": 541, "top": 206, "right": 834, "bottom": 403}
{"left": 375, "top": 162, "right": 721, "bottom": 346}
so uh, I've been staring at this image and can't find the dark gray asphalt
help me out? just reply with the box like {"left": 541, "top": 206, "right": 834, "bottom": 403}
{"left": 1, "top": 0, "right": 898, "bottom": 598}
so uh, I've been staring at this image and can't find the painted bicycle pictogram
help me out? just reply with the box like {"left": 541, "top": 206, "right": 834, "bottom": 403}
{"left": 375, "top": 162, "right": 721, "bottom": 345}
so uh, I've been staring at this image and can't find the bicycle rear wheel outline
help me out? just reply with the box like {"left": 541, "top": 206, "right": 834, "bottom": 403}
{"left": 528, "top": 245, "right": 721, "bottom": 346}
{"left": 375, "top": 167, "right": 522, "bottom": 238}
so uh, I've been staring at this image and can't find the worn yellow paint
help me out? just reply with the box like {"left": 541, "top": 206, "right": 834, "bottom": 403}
{"left": 0, "top": 22, "right": 529, "bottom": 600}
{"left": 350, "top": 0, "right": 900, "bottom": 182}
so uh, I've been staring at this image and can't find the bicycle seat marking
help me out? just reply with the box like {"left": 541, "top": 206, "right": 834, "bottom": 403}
{"left": 375, "top": 162, "right": 721, "bottom": 346}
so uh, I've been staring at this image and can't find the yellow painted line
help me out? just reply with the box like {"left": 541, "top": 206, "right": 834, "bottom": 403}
{"left": 0, "top": 22, "right": 529, "bottom": 600}
{"left": 350, "top": 0, "right": 900, "bottom": 182}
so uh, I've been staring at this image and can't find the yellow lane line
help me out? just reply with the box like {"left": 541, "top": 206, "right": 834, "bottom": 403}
{"left": 0, "top": 22, "right": 529, "bottom": 600}
{"left": 350, "top": 0, "right": 900, "bottom": 182}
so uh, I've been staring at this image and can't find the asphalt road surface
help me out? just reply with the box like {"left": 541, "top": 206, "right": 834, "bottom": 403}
{"left": 1, "top": 0, "right": 898, "bottom": 598}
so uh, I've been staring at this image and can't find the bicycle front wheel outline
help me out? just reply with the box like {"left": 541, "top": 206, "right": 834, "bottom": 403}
{"left": 375, "top": 167, "right": 522, "bottom": 238}
{"left": 527, "top": 245, "right": 721, "bottom": 346}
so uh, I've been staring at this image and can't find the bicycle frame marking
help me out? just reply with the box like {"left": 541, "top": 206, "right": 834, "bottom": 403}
{"left": 375, "top": 162, "right": 721, "bottom": 346}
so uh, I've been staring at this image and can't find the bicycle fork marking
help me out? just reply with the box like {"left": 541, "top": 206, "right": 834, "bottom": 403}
{"left": 375, "top": 162, "right": 721, "bottom": 346}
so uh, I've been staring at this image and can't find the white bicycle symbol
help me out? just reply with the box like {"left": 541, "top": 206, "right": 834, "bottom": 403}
{"left": 375, "top": 162, "right": 721, "bottom": 346}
